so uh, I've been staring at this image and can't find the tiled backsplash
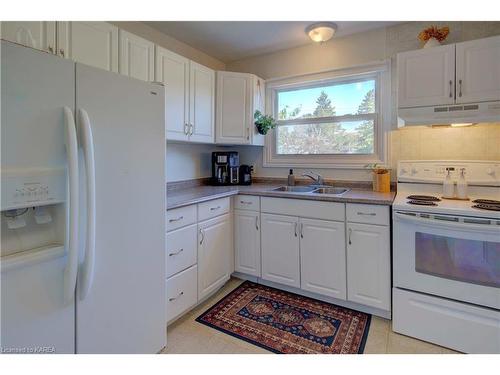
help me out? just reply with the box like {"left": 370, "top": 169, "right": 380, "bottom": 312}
{"left": 389, "top": 123, "right": 500, "bottom": 170}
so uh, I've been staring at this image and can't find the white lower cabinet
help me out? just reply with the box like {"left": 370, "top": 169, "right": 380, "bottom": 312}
{"left": 198, "top": 213, "right": 232, "bottom": 300}
{"left": 234, "top": 209, "right": 261, "bottom": 277}
{"left": 300, "top": 218, "right": 346, "bottom": 299}
{"left": 166, "top": 265, "right": 198, "bottom": 324}
{"left": 346, "top": 222, "right": 390, "bottom": 310}
{"left": 261, "top": 214, "right": 300, "bottom": 288}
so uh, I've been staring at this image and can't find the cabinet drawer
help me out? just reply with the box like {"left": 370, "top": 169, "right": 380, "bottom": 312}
{"left": 346, "top": 203, "right": 389, "bottom": 226}
{"left": 261, "top": 197, "right": 344, "bottom": 221}
{"left": 198, "top": 197, "right": 230, "bottom": 222}
{"left": 234, "top": 195, "right": 260, "bottom": 211}
{"left": 166, "top": 224, "right": 197, "bottom": 278}
{"left": 166, "top": 205, "right": 197, "bottom": 232}
{"left": 167, "top": 265, "right": 198, "bottom": 324}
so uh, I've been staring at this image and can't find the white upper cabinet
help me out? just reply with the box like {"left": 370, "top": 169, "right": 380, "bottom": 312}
{"left": 155, "top": 48, "right": 214, "bottom": 143}
{"left": 397, "top": 44, "right": 455, "bottom": 108}
{"left": 1, "top": 21, "right": 56, "bottom": 53}
{"left": 216, "top": 71, "right": 265, "bottom": 145}
{"left": 300, "top": 218, "right": 346, "bottom": 300}
{"left": 189, "top": 61, "right": 215, "bottom": 143}
{"left": 455, "top": 35, "right": 500, "bottom": 104}
{"left": 155, "top": 46, "right": 190, "bottom": 141}
{"left": 119, "top": 30, "right": 155, "bottom": 81}
{"left": 57, "top": 22, "right": 118, "bottom": 72}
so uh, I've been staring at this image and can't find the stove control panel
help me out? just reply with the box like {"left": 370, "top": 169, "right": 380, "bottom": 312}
{"left": 398, "top": 161, "right": 500, "bottom": 186}
{"left": 1, "top": 168, "right": 66, "bottom": 210}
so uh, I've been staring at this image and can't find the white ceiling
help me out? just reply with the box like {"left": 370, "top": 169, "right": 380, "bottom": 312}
{"left": 144, "top": 21, "right": 401, "bottom": 63}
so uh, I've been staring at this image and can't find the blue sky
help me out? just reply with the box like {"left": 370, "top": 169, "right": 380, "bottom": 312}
{"left": 278, "top": 79, "right": 375, "bottom": 118}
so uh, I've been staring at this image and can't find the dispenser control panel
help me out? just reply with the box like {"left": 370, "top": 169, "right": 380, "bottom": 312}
{"left": 1, "top": 168, "right": 66, "bottom": 210}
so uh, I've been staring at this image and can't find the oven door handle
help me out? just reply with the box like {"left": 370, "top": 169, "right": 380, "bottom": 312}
{"left": 394, "top": 212, "right": 499, "bottom": 233}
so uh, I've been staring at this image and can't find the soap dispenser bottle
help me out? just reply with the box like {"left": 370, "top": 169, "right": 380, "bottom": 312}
{"left": 457, "top": 168, "right": 468, "bottom": 200}
{"left": 287, "top": 169, "right": 295, "bottom": 186}
{"left": 443, "top": 168, "right": 455, "bottom": 198}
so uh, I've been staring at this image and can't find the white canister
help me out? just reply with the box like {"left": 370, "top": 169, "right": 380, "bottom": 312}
{"left": 457, "top": 168, "right": 468, "bottom": 199}
{"left": 443, "top": 169, "right": 455, "bottom": 198}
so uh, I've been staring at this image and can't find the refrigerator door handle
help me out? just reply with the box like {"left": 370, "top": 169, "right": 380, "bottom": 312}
{"left": 78, "top": 108, "right": 96, "bottom": 301}
{"left": 63, "top": 106, "right": 79, "bottom": 305}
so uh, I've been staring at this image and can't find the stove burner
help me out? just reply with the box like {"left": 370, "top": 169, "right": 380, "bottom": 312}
{"left": 406, "top": 195, "right": 441, "bottom": 202}
{"left": 472, "top": 199, "right": 500, "bottom": 205}
{"left": 407, "top": 200, "right": 438, "bottom": 206}
{"left": 472, "top": 203, "right": 500, "bottom": 212}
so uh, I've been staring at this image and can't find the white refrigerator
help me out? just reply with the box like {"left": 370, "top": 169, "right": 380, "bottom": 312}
{"left": 1, "top": 40, "right": 166, "bottom": 353}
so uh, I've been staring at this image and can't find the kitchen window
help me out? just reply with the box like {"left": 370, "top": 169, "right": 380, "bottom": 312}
{"left": 264, "top": 62, "right": 391, "bottom": 168}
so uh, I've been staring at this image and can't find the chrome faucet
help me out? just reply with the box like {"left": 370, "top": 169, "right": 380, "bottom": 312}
{"left": 301, "top": 170, "right": 324, "bottom": 185}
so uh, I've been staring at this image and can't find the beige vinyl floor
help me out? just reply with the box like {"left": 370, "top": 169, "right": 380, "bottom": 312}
{"left": 162, "top": 277, "right": 459, "bottom": 354}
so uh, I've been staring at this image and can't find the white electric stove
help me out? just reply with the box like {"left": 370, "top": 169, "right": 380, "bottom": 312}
{"left": 392, "top": 160, "right": 500, "bottom": 354}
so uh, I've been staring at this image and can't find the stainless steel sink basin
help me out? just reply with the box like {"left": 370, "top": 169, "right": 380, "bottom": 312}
{"left": 312, "top": 187, "right": 350, "bottom": 195}
{"left": 272, "top": 186, "right": 316, "bottom": 193}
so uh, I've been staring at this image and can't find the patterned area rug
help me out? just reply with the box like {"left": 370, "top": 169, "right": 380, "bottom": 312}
{"left": 195, "top": 281, "right": 371, "bottom": 354}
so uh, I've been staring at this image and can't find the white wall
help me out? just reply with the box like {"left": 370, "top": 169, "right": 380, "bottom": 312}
{"left": 227, "top": 21, "right": 500, "bottom": 181}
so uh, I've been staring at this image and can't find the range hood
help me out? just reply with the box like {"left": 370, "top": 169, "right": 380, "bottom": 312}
{"left": 397, "top": 101, "right": 500, "bottom": 127}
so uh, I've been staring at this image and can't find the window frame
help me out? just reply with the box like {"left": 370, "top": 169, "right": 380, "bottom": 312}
{"left": 263, "top": 61, "right": 391, "bottom": 169}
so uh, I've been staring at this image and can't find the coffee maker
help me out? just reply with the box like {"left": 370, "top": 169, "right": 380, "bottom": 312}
{"left": 211, "top": 152, "right": 239, "bottom": 185}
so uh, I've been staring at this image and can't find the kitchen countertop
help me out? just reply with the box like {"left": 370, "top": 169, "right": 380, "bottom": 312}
{"left": 166, "top": 183, "right": 395, "bottom": 210}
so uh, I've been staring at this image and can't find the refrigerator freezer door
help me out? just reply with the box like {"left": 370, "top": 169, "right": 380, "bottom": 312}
{"left": 1, "top": 41, "right": 75, "bottom": 353}
{"left": 75, "top": 64, "right": 166, "bottom": 353}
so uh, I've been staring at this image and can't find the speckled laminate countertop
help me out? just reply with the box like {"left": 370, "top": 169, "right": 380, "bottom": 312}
{"left": 166, "top": 183, "right": 395, "bottom": 210}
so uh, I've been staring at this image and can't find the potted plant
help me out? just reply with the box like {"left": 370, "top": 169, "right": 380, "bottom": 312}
{"left": 365, "top": 164, "right": 391, "bottom": 193}
{"left": 254, "top": 110, "right": 277, "bottom": 135}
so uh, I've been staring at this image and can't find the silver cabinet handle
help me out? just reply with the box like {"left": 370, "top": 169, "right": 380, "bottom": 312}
{"left": 294, "top": 222, "right": 298, "bottom": 237}
{"left": 199, "top": 228, "right": 204, "bottom": 245}
{"left": 189, "top": 123, "right": 193, "bottom": 135}
{"left": 169, "top": 291, "right": 184, "bottom": 302}
{"left": 458, "top": 79, "right": 462, "bottom": 97}
{"left": 449, "top": 80, "right": 453, "bottom": 98}
{"left": 168, "top": 248, "right": 184, "bottom": 257}
{"left": 300, "top": 222, "right": 304, "bottom": 238}
{"left": 246, "top": 128, "right": 250, "bottom": 141}
{"left": 240, "top": 200, "right": 252, "bottom": 205}
{"left": 59, "top": 48, "right": 65, "bottom": 57}
{"left": 169, "top": 216, "right": 184, "bottom": 223}
{"left": 348, "top": 228, "right": 352, "bottom": 245}
{"left": 48, "top": 45, "right": 54, "bottom": 54}
{"left": 210, "top": 206, "right": 221, "bottom": 211}
{"left": 184, "top": 123, "right": 189, "bottom": 135}
{"left": 255, "top": 216, "right": 259, "bottom": 230}
{"left": 357, "top": 212, "right": 376, "bottom": 216}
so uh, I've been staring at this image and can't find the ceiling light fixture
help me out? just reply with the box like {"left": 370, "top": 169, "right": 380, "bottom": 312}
{"left": 306, "top": 22, "right": 338, "bottom": 43}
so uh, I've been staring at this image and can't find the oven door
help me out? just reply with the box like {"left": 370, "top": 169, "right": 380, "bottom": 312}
{"left": 394, "top": 211, "right": 500, "bottom": 310}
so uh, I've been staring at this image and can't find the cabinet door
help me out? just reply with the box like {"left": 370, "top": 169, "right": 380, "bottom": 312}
{"left": 119, "top": 30, "right": 155, "bottom": 82}
{"left": 261, "top": 214, "right": 300, "bottom": 288}
{"left": 155, "top": 46, "right": 190, "bottom": 141}
{"left": 198, "top": 214, "right": 231, "bottom": 300}
{"left": 1, "top": 21, "right": 56, "bottom": 53}
{"left": 300, "top": 218, "right": 346, "bottom": 299}
{"left": 234, "top": 209, "right": 261, "bottom": 277}
{"left": 456, "top": 35, "right": 500, "bottom": 103}
{"left": 57, "top": 22, "right": 118, "bottom": 72}
{"left": 346, "top": 223, "right": 390, "bottom": 311}
{"left": 250, "top": 75, "right": 266, "bottom": 146}
{"left": 189, "top": 61, "right": 215, "bottom": 143}
{"left": 397, "top": 44, "right": 455, "bottom": 108}
{"left": 216, "top": 71, "right": 251, "bottom": 144}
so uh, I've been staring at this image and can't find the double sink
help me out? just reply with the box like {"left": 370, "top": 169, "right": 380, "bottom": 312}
{"left": 271, "top": 185, "right": 350, "bottom": 196}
